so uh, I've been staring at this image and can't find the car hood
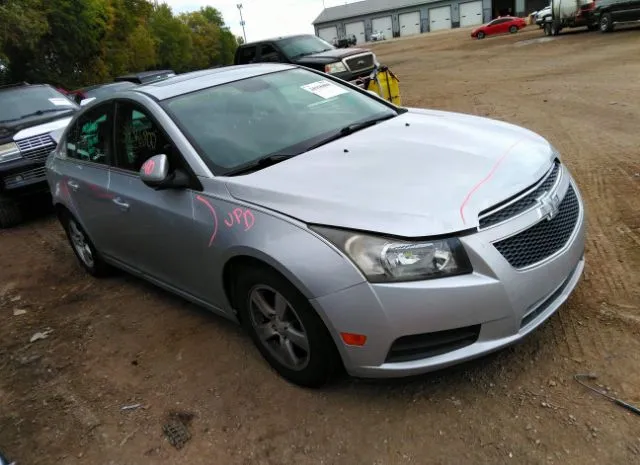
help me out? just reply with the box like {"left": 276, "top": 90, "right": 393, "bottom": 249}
{"left": 225, "top": 109, "right": 555, "bottom": 237}
{"left": 296, "top": 47, "right": 372, "bottom": 64}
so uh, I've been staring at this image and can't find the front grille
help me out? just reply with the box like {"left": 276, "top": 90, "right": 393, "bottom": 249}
{"left": 386, "top": 325, "right": 481, "bottom": 363}
{"left": 494, "top": 185, "right": 580, "bottom": 269}
{"left": 16, "top": 134, "right": 56, "bottom": 161}
{"left": 345, "top": 53, "right": 375, "bottom": 73}
{"left": 479, "top": 161, "right": 561, "bottom": 229}
{"left": 3, "top": 166, "right": 47, "bottom": 188}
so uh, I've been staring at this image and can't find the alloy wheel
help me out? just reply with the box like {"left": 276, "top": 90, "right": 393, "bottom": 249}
{"left": 69, "top": 219, "right": 95, "bottom": 268}
{"left": 248, "top": 285, "right": 310, "bottom": 371}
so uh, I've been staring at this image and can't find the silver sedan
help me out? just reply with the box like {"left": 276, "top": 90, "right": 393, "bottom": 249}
{"left": 45, "top": 64, "right": 585, "bottom": 387}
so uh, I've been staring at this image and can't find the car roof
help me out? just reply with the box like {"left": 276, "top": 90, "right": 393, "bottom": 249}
{"left": 116, "top": 69, "right": 174, "bottom": 80}
{"left": 241, "top": 34, "right": 315, "bottom": 46}
{"left": 131, "top": 63, "right": 296, "bottom": 101}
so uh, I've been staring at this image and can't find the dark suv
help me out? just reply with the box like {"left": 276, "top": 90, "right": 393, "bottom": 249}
{"left": 0, "top": 83, "right": 79, "bottom": 227}
{"left": 591, "top": 0, "right": 640, "bottom": 31}
{"left": 234, "top": 34, "right": 378, "bottom": 84}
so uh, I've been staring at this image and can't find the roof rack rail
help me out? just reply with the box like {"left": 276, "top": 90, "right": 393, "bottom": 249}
{"left": 0, "top": 81, "right": 30, "bottom": 90}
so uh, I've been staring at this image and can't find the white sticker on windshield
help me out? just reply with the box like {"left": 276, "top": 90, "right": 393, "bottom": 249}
{"left": 49, "top": 97, "right": 73, "bottom": 106}
{"left": 301, "top": 80, "right": 348, "bottom": 99}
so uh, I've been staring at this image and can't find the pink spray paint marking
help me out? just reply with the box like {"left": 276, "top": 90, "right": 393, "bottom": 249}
{"left": 459, "top": 138, "right": 525, "bottom": 224}
{"left": 142, "top": 159, "right": 155, "bottom": 176}
{"left": 195, "top": 195, "right": 219, "bottom": 247}
{"left": 225, "top": 208, "right": 255, "bottom": 232}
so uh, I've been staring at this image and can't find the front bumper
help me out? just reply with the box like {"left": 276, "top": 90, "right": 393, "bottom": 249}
{"left": 0, "top": 157, "right": 49, "bottom": 197}
{"left": 311, "top": 171, "right": 586, "bottom": 378}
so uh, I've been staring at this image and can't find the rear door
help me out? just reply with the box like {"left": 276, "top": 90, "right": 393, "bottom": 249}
{"left": 106, "top": 100, "right": 204, "bottom": 295}
{"left": 57, "top": 103, "right": 114, "bottom": 249}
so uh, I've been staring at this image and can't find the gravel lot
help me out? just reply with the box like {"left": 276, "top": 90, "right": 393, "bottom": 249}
{"left": 1, "top": 25, "right": 639, "bottom": 465}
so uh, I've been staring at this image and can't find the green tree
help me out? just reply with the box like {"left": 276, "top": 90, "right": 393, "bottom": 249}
{"left": 149, "top": 3, "right": 192, "bottom": 72}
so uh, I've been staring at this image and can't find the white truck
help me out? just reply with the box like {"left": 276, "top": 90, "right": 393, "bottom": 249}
{"left": 543, "top": 0, "right": 598, "bottom": 34}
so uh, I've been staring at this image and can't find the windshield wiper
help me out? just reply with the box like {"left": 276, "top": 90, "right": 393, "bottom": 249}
{"left": 0, "top": 108, "right": 73, "bottom": 123}
{"left": 224, "top": 154, "right": 296, "bottom": 176}
{"left": 305, "top": 113, "right": 397, "bottom": 152}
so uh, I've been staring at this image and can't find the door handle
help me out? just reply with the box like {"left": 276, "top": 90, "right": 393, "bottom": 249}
{"left": 67, "top": 180, "right": 79, "bottom": 191}
{"left": 112, "top": 197, "right": 130, "bottom": 211}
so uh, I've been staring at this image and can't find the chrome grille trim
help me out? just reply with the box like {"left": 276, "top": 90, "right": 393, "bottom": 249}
{"left": 479, "top": 160, "right": 562, "bottom": 230}
{"left": 16, "top": 134, "right": 56, "bottom": 161}
{"left": 343, "top": 52, "right": 375, "bottom": 73}
{"left": 3, "top": 166, "right": 47, "bottom": 188}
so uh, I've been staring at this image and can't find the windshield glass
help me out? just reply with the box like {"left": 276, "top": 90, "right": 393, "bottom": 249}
{"left": 278, "top": 35, "right": 334, "bottom": 58}
{"left": 163, "top": 68, "right": 397, "bottom": 174}
{"left": 0, "top": 86, "right": 78, "bottom": 122}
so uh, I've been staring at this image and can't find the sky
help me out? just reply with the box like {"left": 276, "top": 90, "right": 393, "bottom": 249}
{"left": 164, "top": 0, "right": 357, "bottom": 42}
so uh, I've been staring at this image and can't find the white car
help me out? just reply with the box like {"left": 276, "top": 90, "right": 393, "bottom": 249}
{"left": 370, "top": 31, "right": 386, "bottom": 41}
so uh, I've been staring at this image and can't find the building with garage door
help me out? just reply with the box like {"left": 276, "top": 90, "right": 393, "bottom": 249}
{"left": 313, "top": 0, "right": 540, "bottom": 43}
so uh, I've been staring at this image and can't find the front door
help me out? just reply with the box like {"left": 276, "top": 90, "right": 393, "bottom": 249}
{"left": 106, "top": 100, "right": 204, "bottom": 298}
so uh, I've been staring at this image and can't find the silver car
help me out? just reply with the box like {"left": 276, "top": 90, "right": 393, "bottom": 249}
{"left": 45, "top": 64, "right": 585, "bottom": 387}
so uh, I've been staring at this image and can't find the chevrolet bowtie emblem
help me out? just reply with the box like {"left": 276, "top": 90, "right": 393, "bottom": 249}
{"left": 540, "top": 192, "right": 561, "bottom": 221}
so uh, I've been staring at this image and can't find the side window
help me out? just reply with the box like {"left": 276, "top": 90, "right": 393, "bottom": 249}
{"left": 237, "top": 46, "right": 257, "bottom": 64}
{"left": 114, "top": 102, "right": 174, "bottom": 173}
{"left": 259, "top": 44, "right": 282, "bottom": 62}
{"left": 66, "top": 104, "right": 111, "bottom": 164}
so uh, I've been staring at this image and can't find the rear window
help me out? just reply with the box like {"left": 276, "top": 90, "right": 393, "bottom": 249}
{"left": 237, "top": 46, "right": 257, "bottom": 64}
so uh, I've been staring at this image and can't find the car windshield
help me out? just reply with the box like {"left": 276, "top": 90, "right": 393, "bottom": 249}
{"left": 0, "top": 86, "right": 78, "bottom": 122}
{"left": 278, "top": 35, "right": 334, "bottom": 58}
{"left": 163, "top": 68, "right": 397, "bottom": 175}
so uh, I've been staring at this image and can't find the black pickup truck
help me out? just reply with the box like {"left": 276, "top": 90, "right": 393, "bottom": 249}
{"left": 0, "top": 83, "right": 78, "bottom": 227}
{"left": 234, "top": 34, "right": 378, "bottom": 84}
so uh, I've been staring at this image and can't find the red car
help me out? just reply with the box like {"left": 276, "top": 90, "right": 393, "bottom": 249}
{"left": 471, "top": 16, "right": 527, "bottom": 39}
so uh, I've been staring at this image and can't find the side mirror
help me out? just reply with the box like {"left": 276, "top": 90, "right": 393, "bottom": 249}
{"left": 139, "top": 154, "right": 190, "bottom": 190}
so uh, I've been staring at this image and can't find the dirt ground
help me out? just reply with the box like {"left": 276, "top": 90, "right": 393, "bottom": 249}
{"left": 1, "top": 25, "right": 640, "bottom": 465}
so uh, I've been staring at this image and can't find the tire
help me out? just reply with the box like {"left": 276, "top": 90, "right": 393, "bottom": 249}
{"left": 0, "top": 196, "right": 23, "bottom": 228}
{"left": 60, "top": 211, "right": 111, "bottom": 277}
{"left": 599, "top": 12, "right": 614, "bottom": 32}
{"left": 551, "top": 22, "right": 561, "bottom": 36}
{"left": 509, "top": 25, "right": 518, "bottom": 33}
{"left": 235, "top": 265, "right": 340, "bottom": 388}
{"left": 477, "top": 31, "right": 485, "bottom": 39}
{"left": 544, "top": 23, "right": 552, "bottom": 36}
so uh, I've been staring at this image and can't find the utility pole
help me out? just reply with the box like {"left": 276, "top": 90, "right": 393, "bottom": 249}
{"left": 237, "top": 4, "right": 247, "bottom": 43}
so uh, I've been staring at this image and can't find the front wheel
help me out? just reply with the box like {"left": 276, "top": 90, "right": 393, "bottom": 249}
{"left": 235, "top": 265, "right": 340, "bottom": 388}
{"left": 477, "top": 31, "right": 485, "bottom": 39}
{"left": 509, "top": 25, "right": 518, "bottom": 33}
{"left": 600, "top": 13, "right": 614, "bottom": 32}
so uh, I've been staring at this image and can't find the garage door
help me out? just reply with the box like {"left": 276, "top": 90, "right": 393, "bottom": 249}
{"left": 371, "top": 16, "right": 393, "bottom": 39}
{"left": 429, "top": 5, "right": 452, "bottom": 32}
{"left": 399, "top": 11, "right": 421, "bottom": 37}
{"left": 318, "top": 26, "right": 338, "bottom": 43}
{"left": 459, "top": 1, "right": 483, "bottom": 27}
{"left": 345, "top": 21, "right": 366, "bottom": 44}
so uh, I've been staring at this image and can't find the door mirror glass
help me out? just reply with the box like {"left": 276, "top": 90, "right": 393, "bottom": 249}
{"left": 140, "top": 154, "right": 170, "bottom": 187}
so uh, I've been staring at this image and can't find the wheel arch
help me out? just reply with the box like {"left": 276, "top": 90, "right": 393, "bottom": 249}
{"left": 221, "top": 249, "right": 316, "bottom": 319}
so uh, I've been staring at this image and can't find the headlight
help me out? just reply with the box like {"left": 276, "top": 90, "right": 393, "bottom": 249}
{"left": 0, "top": 142, "right": 21, "bottom": 163}
{"left": 324, "top": 62, "right": 347, "bottom": 74}
{"left": 311, "top": 226, "right": 473, "bottom": 283}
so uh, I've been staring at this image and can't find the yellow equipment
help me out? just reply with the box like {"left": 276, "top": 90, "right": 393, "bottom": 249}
{"left": 358, "top": 65, "right": 402, "bottom": 106}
